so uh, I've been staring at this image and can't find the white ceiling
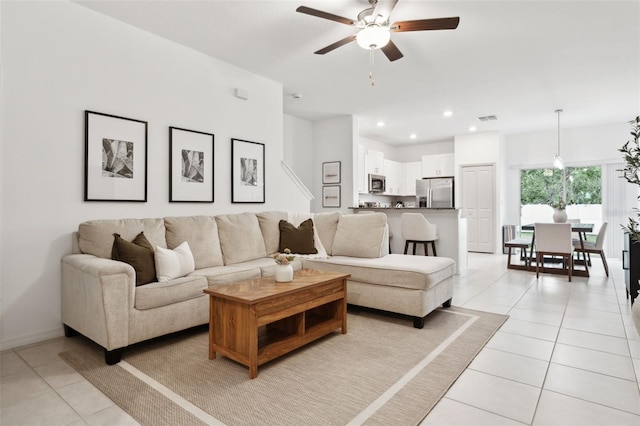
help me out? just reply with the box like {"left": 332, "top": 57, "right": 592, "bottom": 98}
{"left": 76, "top": 0, "right": 640, "bottom": 146}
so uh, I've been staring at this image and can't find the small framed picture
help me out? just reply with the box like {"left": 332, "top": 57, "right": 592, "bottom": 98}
{"left": 169, "top": 127, "right": 214, "bottom": 203}
{"left": 231, "top": 138, "right": 265, "bottom": 203}
{"left": 322, "top": 185, "right": 341, "bottom": 208}
{"left": 322, "top": 161, "right": 341, "bottom": 184}
{"left": 84, "top": 110, "right": 148, "bottom": 202}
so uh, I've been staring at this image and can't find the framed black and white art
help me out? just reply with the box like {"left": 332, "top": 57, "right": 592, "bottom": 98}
{"left": 322, "top": 185, "right": 341, "bottom": 208}
{"left": 231, "top": 138, "right": 265, "bottom": 203}
{"left": 84, "top": 110, "right": 148, "bottom": 202}
{"left": 169, "top": 127, "right": 214, "bottom": 203}
{"left": 322, "top": 161, "right": 341, "bottom": 184}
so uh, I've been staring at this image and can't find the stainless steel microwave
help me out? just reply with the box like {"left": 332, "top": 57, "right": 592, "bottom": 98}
{"left": 368, "top": 174, "right": 386, "bottom": 193}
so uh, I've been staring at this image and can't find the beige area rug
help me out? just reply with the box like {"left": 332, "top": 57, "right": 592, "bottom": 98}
{"left": 60, "top": 307, "right": 507, "bottom": 426}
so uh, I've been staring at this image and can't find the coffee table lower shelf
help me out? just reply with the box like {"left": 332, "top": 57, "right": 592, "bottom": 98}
{"left": 204, "top": 270, "right": 349, "bottom": 378}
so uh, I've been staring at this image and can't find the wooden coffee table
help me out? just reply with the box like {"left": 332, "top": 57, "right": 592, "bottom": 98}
{"left": 203, "top": 269, "right": 349, "bottom": 379}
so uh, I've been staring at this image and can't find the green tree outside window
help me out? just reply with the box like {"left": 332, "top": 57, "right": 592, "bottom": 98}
{"left": 520, "top": 167, "right": 601, "bottom": 206}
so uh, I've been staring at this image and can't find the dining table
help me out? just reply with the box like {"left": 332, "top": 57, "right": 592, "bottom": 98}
{"left": 521, "top": 223, "right": 594, "bottom": 277}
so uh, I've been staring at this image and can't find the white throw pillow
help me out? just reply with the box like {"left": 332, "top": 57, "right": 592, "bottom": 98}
{"left": 154, "top": 241, "right": 196, "bottom": 281}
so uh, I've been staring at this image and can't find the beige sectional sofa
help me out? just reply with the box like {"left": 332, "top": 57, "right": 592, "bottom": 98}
{"left": 62, "top": 211, "right": 455, "bottom": 364}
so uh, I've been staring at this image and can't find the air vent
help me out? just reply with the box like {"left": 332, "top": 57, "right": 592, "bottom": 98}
{"left": 477, "top": 115, "right": 498, "bottom": 122}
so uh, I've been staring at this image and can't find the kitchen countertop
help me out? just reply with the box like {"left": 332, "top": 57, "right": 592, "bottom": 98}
{"left": 350, "top": 207, "right": 459, "bottom": 210}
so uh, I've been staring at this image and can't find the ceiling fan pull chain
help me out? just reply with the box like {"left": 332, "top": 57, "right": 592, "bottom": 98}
{"left": 369, "top": 49, "right": 375, "bottom": 86}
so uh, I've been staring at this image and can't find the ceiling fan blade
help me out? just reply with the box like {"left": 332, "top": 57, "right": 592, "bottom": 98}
{"left": 296, "top": 6, "right": 355, "bottom": 26}
{"left": 381, "top": 40, "right": 404, "bottom": 61}
{"left": 372, "top": 0, "right": 399, "bottom": 23}
{"left": 391, "top": 17, "right": 460, "bottom": 32}
{"left": 314, "top": 34, "right": 357, "bottom": 55}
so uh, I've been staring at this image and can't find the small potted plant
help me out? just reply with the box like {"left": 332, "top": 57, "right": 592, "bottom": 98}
{"left": 273, "top": 248, "right": 295, "bottom": 282}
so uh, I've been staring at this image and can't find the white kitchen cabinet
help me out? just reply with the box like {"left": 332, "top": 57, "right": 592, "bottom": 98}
{"left": 357, "top": 144, "right": 367, "bottom": 193}
{"left": 368, "top": 149, "right": 384, "bottom": 175}
{"left": 421, "top": 153, "right": 455, "bottom": 178}
{"left": 401, "top": 161, "right": 422, "bottom": 196}
{"left": 439, "top": 153, "right": 455, "bottom": 177}
{"left": 383, "top": 159, "right": 400, "bottom": 194}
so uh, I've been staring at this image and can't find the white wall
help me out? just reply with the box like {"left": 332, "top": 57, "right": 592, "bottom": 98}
{"left": 358, "top": 137, "right": 455, "bottom": 164}
{"left": 506, "top": 122, "right": 626, "bottom": 170}
{"left": 0, "top": 1, "right": 308, "bottom": 349}
{"left": 283, "top": 114, "right": 313, "bottom": 191}
{"left": 312, "top": 116, "right": 357, "bottom": 212}
{"left": 359, "top": 136, "right": 397, "bottom": 160}
{"left": 396, "top": 140, "right": 455, "bottom": 163}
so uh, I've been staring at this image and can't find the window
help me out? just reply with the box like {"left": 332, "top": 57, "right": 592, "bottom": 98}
{"left": 520, "top": 166, "right": 602, "bottom": 226}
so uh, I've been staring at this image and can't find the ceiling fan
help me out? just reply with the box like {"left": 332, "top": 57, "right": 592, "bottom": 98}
{"left": 296, "top": 0, "right": 460, "bottom": 62}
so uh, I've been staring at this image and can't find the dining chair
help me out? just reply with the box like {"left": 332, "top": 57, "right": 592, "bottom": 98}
{"left": 573, "top": 222, "right": 609, "bottom": 276}
{"left": 534, "top": 222, "right": 574, "bottom": 281}
{"left": 567, "top": 218, "right": 587, "bottom": 263}
{"left": 401, "top": 213, "right": 438, "bottom": 256}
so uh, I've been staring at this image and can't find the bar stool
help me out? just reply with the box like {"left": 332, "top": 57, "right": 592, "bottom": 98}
{"left": 401, "top": 213, "right": 438, "bottom": 256}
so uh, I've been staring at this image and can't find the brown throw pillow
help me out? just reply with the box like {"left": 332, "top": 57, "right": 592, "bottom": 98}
{"left": 279, "top": 219, "right": 318, "bottom": 254}
{"left": 111, "top": 232, "right": 156, "bottom": 286}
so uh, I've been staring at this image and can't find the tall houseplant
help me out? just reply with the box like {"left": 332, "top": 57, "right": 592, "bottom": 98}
{"left": 618, "top": 116, "right": 640, "bottom": 334}
{"left": 618, "top": 116, "right": 640, "bottom": 242}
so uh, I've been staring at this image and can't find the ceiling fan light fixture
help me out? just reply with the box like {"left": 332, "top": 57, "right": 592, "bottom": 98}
{"left": 356, "top": 24, "right": 391, "bottom": 50}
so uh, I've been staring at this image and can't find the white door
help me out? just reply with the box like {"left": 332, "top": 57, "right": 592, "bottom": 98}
{"left": 462, "top": 165, "right": 495, "bottom": 253}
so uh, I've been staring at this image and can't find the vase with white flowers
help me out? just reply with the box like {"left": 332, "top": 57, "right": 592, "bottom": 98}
{"left": 549, "top": 198, "right": 567, "bottom": 223}
{"left": 273, "top": 248, "right": 295, "bottom": 282}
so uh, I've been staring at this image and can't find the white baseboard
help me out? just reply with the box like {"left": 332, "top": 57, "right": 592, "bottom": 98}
{"left": 0, "top": 327, "right": 64, "bottom": 351}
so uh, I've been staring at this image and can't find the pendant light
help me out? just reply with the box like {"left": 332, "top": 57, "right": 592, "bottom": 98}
{"left": 553, "top": 109, "right": 564, "bottom": 170}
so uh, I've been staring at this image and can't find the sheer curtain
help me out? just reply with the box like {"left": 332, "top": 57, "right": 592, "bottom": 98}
{"left": 602, "top": 163, "right": 639, "bottom": 259}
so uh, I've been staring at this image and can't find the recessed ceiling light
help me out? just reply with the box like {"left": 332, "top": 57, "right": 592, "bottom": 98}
{"left": 443, "top": 110, "right": 453, "bottom": 117}
{"left": 410, "top": 133, "right": 417, "bottom": 139}
{"left": 469, "top": 126, "right": 477, "bottom": 132}
{"left": 377, "top": 121, "right": 385, "bottom": 127}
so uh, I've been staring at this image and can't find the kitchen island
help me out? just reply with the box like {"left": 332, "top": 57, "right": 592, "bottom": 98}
{"left": 350, "top": 207, "right": 467, "bottom": 273}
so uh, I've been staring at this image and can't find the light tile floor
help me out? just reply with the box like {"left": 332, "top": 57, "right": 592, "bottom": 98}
{"left": 1, "top": 253, "right": 639, "bottom": 425}
{"left": 423, "top": 253, "right": 640, "bottom": 426}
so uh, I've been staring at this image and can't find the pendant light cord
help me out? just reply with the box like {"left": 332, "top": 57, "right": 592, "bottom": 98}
{"left": 556, "top": 109, "right": 562, "bottom": 156}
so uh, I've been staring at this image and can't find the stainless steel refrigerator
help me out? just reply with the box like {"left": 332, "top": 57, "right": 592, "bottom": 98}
{"left": 416, "top": 178, "right": 454, "bottom": 208}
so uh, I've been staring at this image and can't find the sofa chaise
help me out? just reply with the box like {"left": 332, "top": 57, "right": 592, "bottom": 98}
{"left": 62, "top": 211, "right": 455, "bottom": 364}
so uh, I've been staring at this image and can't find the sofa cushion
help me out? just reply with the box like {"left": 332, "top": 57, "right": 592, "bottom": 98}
{"left": 154, "top": 241, "right": 196, "bottom": 282}
{"left": 302, "top": 254, "right": 456, "bottom": 291}
{"left": 216, "top": 213, "right": 267, "bottom": 265}
{"left": 189, "top": 265, "right": 263, "bottom": 287}
{"left": 256, "top": 211, "right": 287, "bottom": 255}
{"left": 164, "top": 216, "right": 223, "bottom": 269}
{"left": 111, "top": 232, "right": 156, "bottom": 286}
{"left": 279, "top": 219, "right": 317, "bottom": 254}
{"left": 313, "top": 212, "right": 340, "bottom": 255}
{"left": 79, "top": 218, "right": 166, "bottom": 259}
{"left": 134, "top": 275, "right": 208, "bottom": 310}
{"left": 332, "top": 213, "right": 387, "bottom": 258}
